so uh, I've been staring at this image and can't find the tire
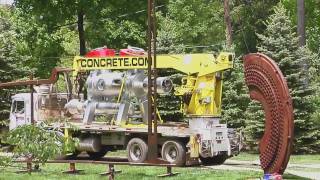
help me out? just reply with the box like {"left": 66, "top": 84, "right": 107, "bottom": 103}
{"left": 200, "top": 154, "right": 228, "bottom": 166}
{"left": 161, "top": 140, "right": 186, "bottom": 166}
{"left": 87, "top": 149, "right": 108, "bottom": 160}
{"left": 127, "top": 138, "right": 148, "bottom": 163}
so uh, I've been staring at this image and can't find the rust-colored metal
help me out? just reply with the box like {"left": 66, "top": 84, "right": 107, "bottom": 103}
{"left": 14, "top": 158, "right": 176, "bottom": 167}
{"left": 0, "top": 67, "right": 72, "bottom": 88}
{"left": 100, "top": 164, "right": 122, "bottom": 180}
{"left": 15, "top": 158, "right": 176, "bottom": 178}
{"left": 147, "top": 0, "right": 159, "bottom": 163}
{"left": 30, "top": 74, "right": 34, "bottom": 124}
{"left": 243, "top": 53, "right": 294, "bottom": 174}
{"left": 157, "top": 166, "right": 180, "bottom": 177}
{"left": 62, "top": 163, "right": 83, "bottom": 174}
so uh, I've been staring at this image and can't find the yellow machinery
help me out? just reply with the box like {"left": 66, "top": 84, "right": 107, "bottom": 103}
{"left": 7, "top": 51, "right": 239, "bottom": 166}
{"left": 72, "top": 52, "right": 234, "bottom": 118}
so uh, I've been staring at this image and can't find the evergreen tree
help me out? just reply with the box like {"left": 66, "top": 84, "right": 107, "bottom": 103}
{"left": 221, "top": 60, "right": 250, "bottom": 129}
{"left": 247, "top": 4, "right": 320, "bottom": 153}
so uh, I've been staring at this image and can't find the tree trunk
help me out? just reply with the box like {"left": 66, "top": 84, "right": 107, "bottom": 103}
{"left": 224, "top": 0, "right": 232, "bottom": 48}
{"left": 77, "top": 11, "right": 86, "bottom": 56}
{"left": 297, "top": 0, "right": 306, "bottom": 47}
{"left": 297, "top": 0, "right": 308, "bottom": 86}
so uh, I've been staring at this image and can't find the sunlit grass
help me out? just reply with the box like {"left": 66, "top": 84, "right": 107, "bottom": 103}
{"left": 0, "top": 151, "right": 317, "bottom": 179}
{"left": 230, "top": 152, "right": 320, "bottom": 164}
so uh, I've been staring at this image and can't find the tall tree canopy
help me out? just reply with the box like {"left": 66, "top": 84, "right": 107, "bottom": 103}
{"left": 0, "top": 7, "right": 29, "bottom": 121}
{"left": 282, "top": 0, "right": 320, "bottom": 54}
{"left": 249, "top": 4, "right": 320, "bottom": 153}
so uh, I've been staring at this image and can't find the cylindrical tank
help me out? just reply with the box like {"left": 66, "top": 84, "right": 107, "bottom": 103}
{"left": 86, "top": 70, "right": 124, "bottom": 99}
{"left": 77, "top": 136, "right": 101, "bottom": 152}
{"left": 87, "top": 70, "right": 173, "bottom": 100}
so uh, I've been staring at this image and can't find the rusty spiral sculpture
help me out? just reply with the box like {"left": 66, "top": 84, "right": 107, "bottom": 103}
{"left": 243, "top": 53, "right": 294, "bottom": 174}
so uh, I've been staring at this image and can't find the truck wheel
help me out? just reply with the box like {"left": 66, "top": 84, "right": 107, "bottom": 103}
{"left": 200, "top": 154, "right": 228, "bottom": 166}
{"left": 127, "top": 138, "right": 148, "bottom": 163}
{"left": 87, "top": 149, "right": 108, "bottom": 160}
{"left": 161, "top": 140, "right": 186, "bottom": 166}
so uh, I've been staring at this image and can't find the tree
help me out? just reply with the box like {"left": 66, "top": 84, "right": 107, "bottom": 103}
{"left": 249, "top": 4, "right": 320, "bottom": 153}
{"left": 231, "top": 0, "right": 279, "bottom": 54}
{"left": 158, "top": 0, "right": 225, "bottom": 52}
{"left": 224, "top": 0, "right": 232, "bottom": 48}
{"left": 12, "top": 9, "right": 65, "bottom": 78}
{"left": 14, "top": 0, "right": 105, "bottom": 55}
{"left": 14, "top": 0, "right": 151, "bottom": 55}
{"left": 297, "top": 0, "right": 306, "bottom": 46}
{"left": 221, "top": 60, "right": 250, "bottom": 129}
{"left": 0, "top": 7, "right": 29, "bottom": 122}
{"left": 282, "top": 0, "right": 320, "bottom": 54}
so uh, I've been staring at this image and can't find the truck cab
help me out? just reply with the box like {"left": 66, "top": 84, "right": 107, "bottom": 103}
{"left": 9, "top": 85, "right": 70, "bottom": 130}
{"left": 9, "top": 93, "right": 35, "bottom": 130}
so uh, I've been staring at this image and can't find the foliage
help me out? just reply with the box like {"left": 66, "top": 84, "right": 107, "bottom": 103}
{"left": 85, "top": 0, "right": 148, "bottom": 50}
{"left": 248, "top": 4, "right": 320, "bottom": 153}
{"left": 0, "top": 7, "right": 29, "bottom": 121}
{"left": 6, "top": 123, "right": 78, "bottom": 163}
{"left": 231, "top": 0, "right": 279, "bottom": 54}
{"left": 282, "top": 0, "right": 320, "bottom": 54}
{"left": 221, "top": 58, "right": 250, "bottom": 129}
{"left": 11, "top": 9, "right": 65, "bottom": 78}
{"left": 0, "top": 156, "right": 12, "bottom": 167}
{"left": 157, "top": 0, "right": 226, "bottom": 53}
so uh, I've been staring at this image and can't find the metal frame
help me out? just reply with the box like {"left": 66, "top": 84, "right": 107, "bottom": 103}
{"left": 14, "top": 157, "right": 178, "bottom": 179}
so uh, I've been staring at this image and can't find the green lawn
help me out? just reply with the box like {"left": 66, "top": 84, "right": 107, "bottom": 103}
{"left": 0, "top": 152, "right": 317, "bottom": 180}
{"left": 231, "top": 152, "right": 320, "bottom": 164}
{"left": 1, "top": 164, "right": 264, "bottom": 180}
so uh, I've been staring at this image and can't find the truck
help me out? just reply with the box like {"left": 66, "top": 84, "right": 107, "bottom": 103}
{"left": 5, "top": 47, "right": 243, "bottom": 166}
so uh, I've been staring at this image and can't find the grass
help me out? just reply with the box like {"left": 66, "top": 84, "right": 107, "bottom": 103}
{"left": 0, "top": 152, "right": 318, "bottom": 179}
{"left": 230, "top": 152, "right": 320, "bottom": 164}
{"left": 0, "top": 164, "right": 264, "bottom": 180}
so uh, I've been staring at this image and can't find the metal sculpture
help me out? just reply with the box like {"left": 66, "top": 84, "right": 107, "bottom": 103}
{"left": 243, "top": 53, "right": 294, "bottom": 174}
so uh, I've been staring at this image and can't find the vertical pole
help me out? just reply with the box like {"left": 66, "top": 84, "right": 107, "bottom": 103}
{"left": 297, "top": 0, "right": 306, "bottom": 47}
{"left": 147, "top": 0, "right": 158, "bottom": 162}
{"left": 147, "top": 0, "right": 153, "bottom": 147}
{"left": 152, "top": 0, "right": 158, "bottom": 148}
{"left": 30, "top": 74, "right": 34, "bottom": 125}
{"left": 297, "top": 0, "right": 308, "bottom": 86}
{"left": 70, "top": 163, "right": 76, "bottom": 172}
{"left": 224, "top": 0, "right": 232, "bottom": 48}
{"left": 167, "top": 166, "right": 172, "bottom": 175}
{"left": 78, "top": 10, "right": 86, "bottom": 56}
{"left": 27, "top": 160, "right": 32, "bottom": 174}
{"left": 109, "top": 164, "right": 114, "bottom": 180}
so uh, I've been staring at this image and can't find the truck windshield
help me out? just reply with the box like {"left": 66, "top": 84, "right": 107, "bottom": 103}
{"left": 12, "top": 100, "right": 25, "bottom": 114}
